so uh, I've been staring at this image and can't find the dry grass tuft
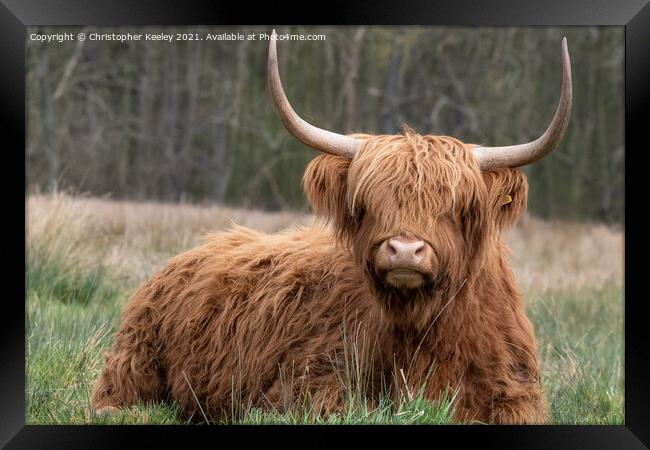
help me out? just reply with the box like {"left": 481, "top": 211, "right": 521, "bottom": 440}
{"left": 27, "top": 193, "right": 310, "bottom": 286}
{"left": 505, "top": 215, "right": 623, "bottom": 294}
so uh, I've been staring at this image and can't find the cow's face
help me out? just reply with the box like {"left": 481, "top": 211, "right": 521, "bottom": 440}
{"left": 347, "top": 132, "right": 483, "bottom": 295}
{"left": 304, "top": 130, "right": 528, "bottom": 306}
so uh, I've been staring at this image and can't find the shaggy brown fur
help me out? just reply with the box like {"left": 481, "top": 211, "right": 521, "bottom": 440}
{"left": 92, "top": 129, "right": 546, "bottom": 424}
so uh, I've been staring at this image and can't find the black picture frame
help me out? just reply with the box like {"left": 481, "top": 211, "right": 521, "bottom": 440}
{"left": 3, "top": 0, "right": 648, "bottom": 448}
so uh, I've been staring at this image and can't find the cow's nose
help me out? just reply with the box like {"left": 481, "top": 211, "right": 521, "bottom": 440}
{"left": 375, "top": 236, "right": 434, "bottom": 288}
{"left": 386, "top": 238, "right": 426, "bottom": 265}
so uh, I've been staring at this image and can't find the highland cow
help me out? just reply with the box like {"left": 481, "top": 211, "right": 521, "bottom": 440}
{"left": 91, "top": 31, "right": 572, "bottom": 424}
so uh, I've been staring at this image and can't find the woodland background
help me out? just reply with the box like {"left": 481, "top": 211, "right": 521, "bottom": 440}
{"left": 26, "top": 26, "right": 624, "bottom": 222}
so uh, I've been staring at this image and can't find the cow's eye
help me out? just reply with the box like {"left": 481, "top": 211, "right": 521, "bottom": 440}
{"left": 355, "top": 207, "right": 366, "bottom": 222}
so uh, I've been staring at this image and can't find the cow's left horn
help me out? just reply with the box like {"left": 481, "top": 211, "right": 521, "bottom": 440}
{"left": 472, "top": 37, "right": 573, "bottom": 170}
{"left": 268, "top": 29, "right": 361, "bottom": 159}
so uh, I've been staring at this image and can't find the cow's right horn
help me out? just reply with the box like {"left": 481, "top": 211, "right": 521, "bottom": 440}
{"left": 268, "top": 29, "right": 361, "bottom": 159}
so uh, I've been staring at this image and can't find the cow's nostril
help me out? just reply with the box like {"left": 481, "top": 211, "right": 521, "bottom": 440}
{"left": 386, "top": 238, "right": 427, "bottom": 264}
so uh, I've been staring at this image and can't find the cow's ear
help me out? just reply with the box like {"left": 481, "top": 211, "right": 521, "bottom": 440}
{"left": 303, "top": 154, "right": 352, "bottom": 228}
{"left": 482, "top": 168, "right": 528, "bottom": 230}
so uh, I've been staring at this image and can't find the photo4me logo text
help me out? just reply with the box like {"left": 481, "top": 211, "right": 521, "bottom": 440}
{"left": 29, "top": 31, "right": 327, "bottom": 44}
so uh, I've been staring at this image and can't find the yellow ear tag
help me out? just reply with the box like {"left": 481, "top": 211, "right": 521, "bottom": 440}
{"left": 502, "top": 194, "right": 513, "bottom": 206}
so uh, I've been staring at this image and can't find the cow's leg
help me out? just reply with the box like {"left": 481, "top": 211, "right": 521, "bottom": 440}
{"left": 91, "top": 304, "right": 163, "bottom": 413}
{"left": 449, "top": 364, "right": 547, "bottom": 424}
{"left": 489, "top": 345, "right": 548, "bottom": 424}
{"left": 487, "top": 390, "right": 548, "bottom": 424}
{"left": 260, "top": 371, "right": 348, "bottom": 419}
{"left": 91, "top": 351, "right": 162, "bottom": 413}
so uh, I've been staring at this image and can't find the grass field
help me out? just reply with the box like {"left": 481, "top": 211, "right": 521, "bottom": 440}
{"left": 26, "top": 193, "right": 624, "bottom": 425}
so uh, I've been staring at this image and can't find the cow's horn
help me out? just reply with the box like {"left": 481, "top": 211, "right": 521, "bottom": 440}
{"left": 472, "top": 37, "right": 572, "bottom": 170}
{"left": 268, "top": 29, "right": 361, "bottom": 159}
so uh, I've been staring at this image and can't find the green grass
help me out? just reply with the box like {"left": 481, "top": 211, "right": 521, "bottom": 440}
{"left": 528, "top": 283, "right": 624, "bottom": 424}
{"left": 26, "top": 269, "right": 623, "bottom": 424}
{"left": 238, "top": 390, "right": 458, "bottom": 425}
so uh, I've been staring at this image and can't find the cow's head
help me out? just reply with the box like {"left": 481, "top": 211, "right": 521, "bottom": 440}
{"left": 268, "top": 31, "right": 571, "bottom": 323}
